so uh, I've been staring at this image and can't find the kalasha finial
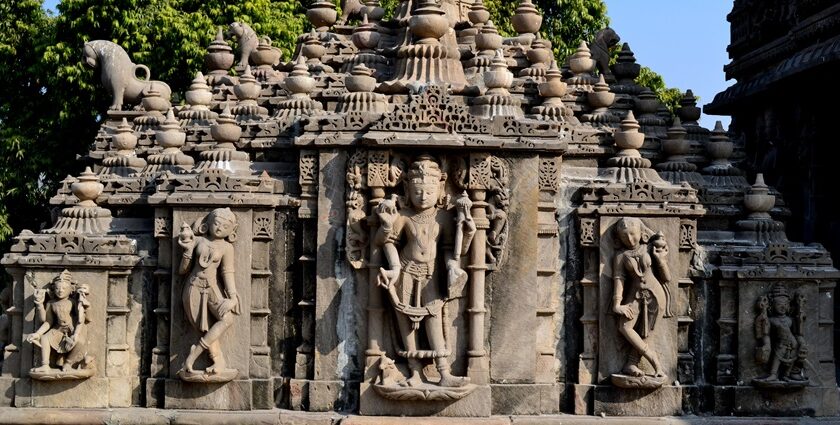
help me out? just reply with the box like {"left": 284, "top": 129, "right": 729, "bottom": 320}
{"left": 469, "top": 0, "right": 490, "bottom": 26}
{"left": 568, "top": 41, "right": 596, "bottom": 84}
{"left": 677, "top": 89, "right": 701, "bottom": 125}
{"left": 44, "top": 166, "right": 112, "bottom": 235}
{"left": 206, "top": 28, "right": 234, "bottom": 76}
{"left": 409, "top": 0, "right": 448, "bottom": 45}
{"left": 743, "top": 173, "right": 775, "bottom": 220}
{"left": 210, "top": 105, "right": 242, "bottom": 145}
{"left": 72, "top": 167, "right": 104, "bottom": 208}
{"left": 511, "top": 0, "right": 542, "bottom": 35}
{"left": 484, "top": 49, "right": 513, "bottom": 95}
{"left": 352, "top": 14, "right": 380, "bottom": 52}
{"left": 155, "top": 109, "right": 186, "bottom": 150}
{"left": 307, "top": 0, "right": 337, "bottom": 32}
{"left": 345, "top": 64, "right": 377, "bottom": 93}
{"left": 606, "top": 111, "right": 652, "bottom": 169}
{"left": 585, "top": 74, "right": 616, "bottom": 120}
{"left": 111, "top": 118, "right": 137, "bottom": 153}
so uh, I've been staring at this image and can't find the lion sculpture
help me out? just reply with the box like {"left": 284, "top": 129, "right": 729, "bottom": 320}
{"left": 229, "top": 22, "right": 259, "bottom": 68}
{"left": 83, "top": 40, "right": 172, "bottom": 110}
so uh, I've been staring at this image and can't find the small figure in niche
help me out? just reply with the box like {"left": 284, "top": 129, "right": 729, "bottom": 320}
{"left": 177, "top": 207, "right": 241, "bottom": 382}
{"left": 25, "top": 270, "right": 94, "bottom": 379}
{"left": 610, "top": 217, "right": 673, "bottom": 388}
{"left": 753, "top": 284, "right": 810, "bottom": 388}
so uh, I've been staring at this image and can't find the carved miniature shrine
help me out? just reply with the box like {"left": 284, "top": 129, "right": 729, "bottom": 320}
{"left": 0, "top": 0, "right": 837, "bottom": 419}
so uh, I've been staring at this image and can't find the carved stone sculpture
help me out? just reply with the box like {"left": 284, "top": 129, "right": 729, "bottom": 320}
{"left": 753, "top": 284, "right": 810, "bottom": 388}
{"left": 610, "top": 217, "right": 673, "bottom": 388}
{"left": 373, "top": 155, "right": 474, "bottom": 398}
{"left": 591, "top": 27, "right": 620, "bottom": 82}
{"left": 83, "top": 40, "right": 172, "bottom": 110}
{"left": 24, "top": 270, "right": 94, "bottom": 380}
{"left": 228, "top": 22, "right": 259, "bottom": 68}
{"left": 176, "top": 208, "right": 241, "bottom": 383}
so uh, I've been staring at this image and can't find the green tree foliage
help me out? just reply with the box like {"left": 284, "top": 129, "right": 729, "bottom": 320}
{"left": 0, "top": 1, "right": 54, "bottom": 241}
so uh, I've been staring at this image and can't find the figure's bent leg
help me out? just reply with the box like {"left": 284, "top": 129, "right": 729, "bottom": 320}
{"left": 619, "top": 322, "right": 664, "bottom": 376}
{"left": 425, "top": 312, "right": 469, "bottom": 387}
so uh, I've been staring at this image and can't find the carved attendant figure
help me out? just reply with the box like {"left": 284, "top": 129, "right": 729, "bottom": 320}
{"left": 375, "top": 155, "right": 472, "bottom": 388}
{"left": 753, "top": 284, "right": 809, "bottom": 387}
{"left": 611, "top": 217, "right": 672, "bottom": 387}
{"left": 25, "top": 270, "right": 94, "bottom": 379}
{"left": 177, "top": 208, "right": 241, "bottom": 382}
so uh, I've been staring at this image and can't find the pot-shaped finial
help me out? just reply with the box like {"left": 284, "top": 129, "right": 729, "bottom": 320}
{"left": 484, "top": 49, "right": 513, "bottom": 93}
{"left": 345, "top": 64, "right": 377, "bottom": 93}
{"left": 511, "top": 0, "right": 542, "bottom": 34}
{"left": 661, "top": 117, "right": 688, "bottom": 156}
{"left": 185, "top": 72, "right": 213, "bottom": 108}
{"left": 285, "top": 56, "right": 316, "bottom": 96}
{"left": 111, "top": 118, "right": 138, "bottom": 153}
{"left": 362, "top": 0, "right": 385, "bottom": 22}
{"left": 352, "top": 14, "right": 381, "bottom": 51}
{"left": 206, "top": 28, "right": 235, "bottom": 74}
{"left": 706, "top": 120, "right": 733, "bottom": 163}
{"left": 611, "top": 43, "right": 640, "bottom": 83}
{"left": 677, "top": 89, "right": 701, "bottom": 124}
{"left": 141, "top": 83, "right": 171, "bottom": 113}
{"left": 210, "top": 105, "right": 242, "bottom": 145}
{"left": 476, "top": 20, "right": 503, "bottom": 53}
{"left": 302, "top": 29, "right": 327, "bottom": 62}
{"left": 569, "top": 41, "right": 595, "bottom": 75}
{"left": 234, "top": 65, "right": 261, "bottom": 102}
{"left": 635, "top": 88, "right": 660, "bottom": 116}
{"left": 469, "top": 0, "right": 491, "bottom": 26}
{"left": 409, "top": 0, "right": 449, "bottom": 44}
{"left": 71, "top": 167, "right": 104, "bottom": 208}
{"left": 744, "top": 173, "right": 775, "bottom": 219}
{"left": 307, "top": 0, "right": 337, "bottom": 32}
{"left": 538, "top": 61, "right": 567, "bottom": 98}
{"left": 526, "top": 36, "right": 552, "bottom": 67}
{"left": 587, "top": 74, "right": 615, "bottom": 109}
{"left": 250, "top": 36, "right": 282, "bottom": 67}
{"left": 614, "top": 111, "right": 645, "bottom": 151}
{"left": 155, "top": 109, "right": 186, "bottom": 149}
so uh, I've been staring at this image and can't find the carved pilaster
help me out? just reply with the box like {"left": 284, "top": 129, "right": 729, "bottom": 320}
{"left": 296, "top": 151, "right": 318, "bottom": 382}
{"left": 536, "top": 155, "right": 560, "bottom": 384}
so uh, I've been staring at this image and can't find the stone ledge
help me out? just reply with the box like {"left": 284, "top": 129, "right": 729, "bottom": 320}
{"left": 0, "top": 409, "right": 837, "bottom": 425}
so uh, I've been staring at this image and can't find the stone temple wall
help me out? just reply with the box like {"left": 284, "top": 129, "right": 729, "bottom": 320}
{"left": 0, "top": 0, "right": 838, "bottom": 420}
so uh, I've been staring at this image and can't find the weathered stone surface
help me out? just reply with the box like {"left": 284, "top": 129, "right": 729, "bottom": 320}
{"left": 593, "top": 385, "right": 682, "bottom": 417}
{"left": 164, "top": 379, "right": 253, "bottom": 410}
{"left": 2, "top": 0, "right": 839, "bottom": 419}
{"left": 490, "top": 383, "right": 559, "bottom": 415}
{"left": 489, "top": 156, "right": 539, "bottom": 384}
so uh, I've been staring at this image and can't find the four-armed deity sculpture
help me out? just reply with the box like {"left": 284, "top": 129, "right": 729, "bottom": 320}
{"left": 25, "top": 270, "right": 94, "bottom": 380}
{"left": 176, "top": 208, "right": 241, "bottom": 383}
{"left": 610, "top": 217, "right": 673, "bottom": 388}
{"left": 373, "top": 155, "right": 475, "bottom": 397}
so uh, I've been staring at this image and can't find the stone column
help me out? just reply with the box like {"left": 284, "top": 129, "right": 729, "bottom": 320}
{"left": 467, "top": 187, "right": 489, "bottom": 384}
{"left": 291, "top": 150, "right": 318, "bottom": 410}
{"left": 148, "top": 207, "right": 172, "bottom": 406}
{"left": 364, "top": 150, "right": 389, "bottom": 379}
